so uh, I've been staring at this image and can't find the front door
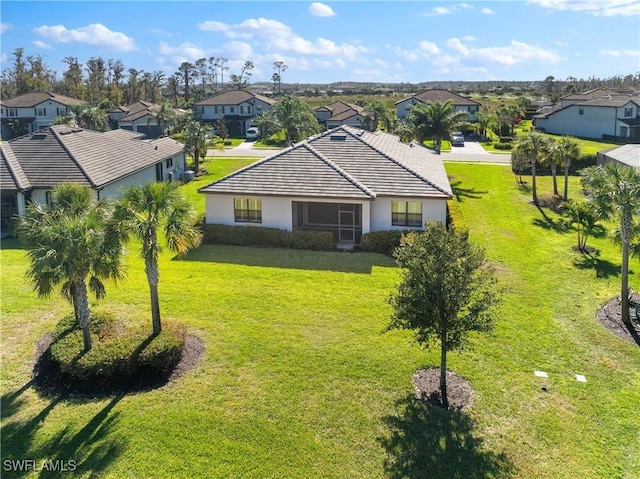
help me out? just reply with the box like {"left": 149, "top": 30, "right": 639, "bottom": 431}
{"left": 338, "top": 207, "right": 355, "bottom": 243}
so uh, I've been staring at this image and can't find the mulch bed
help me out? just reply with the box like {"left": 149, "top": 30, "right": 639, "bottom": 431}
{"left": 32, "top": 333, "right": 205, "bottom": 398}
{"left": 412, "top": 368, "right": 473, "bottom": 410}
{"left": 596, "top": 292, "right": 640, "bottom": 345}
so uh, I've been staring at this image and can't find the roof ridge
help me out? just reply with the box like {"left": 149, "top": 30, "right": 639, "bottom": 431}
{"left": 343, "top": 127, "right": 452, "bottom": 197}
{"left": 49, "top": 127, "right": 97, "bottom": 188}
{"left": 1, "top": 143, "right": 32, "bottom": 191}
{"left": 300, "top": 143, "right": 376, "bottom": 198}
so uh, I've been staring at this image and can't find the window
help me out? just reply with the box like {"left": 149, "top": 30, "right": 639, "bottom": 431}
{"left": 234, "top": 198, "right": 262, "bottom": 223}
{"left": 7, "top": 108, "right": 17, "bottom": 117}
{"left": 56, "top": 107, "right": 68, "bottom": 116}
{"left": 578, "top": 107, "right": 584, "bottom": 115}
{"left": 392, "top": 201, "right": 422, "bottom": 227}
{"left": 240, "top": 105, "right": 250, "bottom": 114}
{"left": 215, "top": 106, "right": 222, "bottom": 114}
{"left": 624, "top": 107, "right": 633, "bottom": 117}
{"left": 229, "top": 107, "right": 235, "bottom": 113}
{"left": 35, "top": 107, "right": 46, "bottom": 116}
{"left": 166, "top": 157, "right": 173, "bottom": 168}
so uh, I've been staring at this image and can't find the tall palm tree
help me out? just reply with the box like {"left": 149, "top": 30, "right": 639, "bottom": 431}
{"left": 513, "top": 131, "right": 551, "bottom": 205}
{"left": 151, "top": 102, "right": 176, "bottom": 137}
{"left": 406, "top": 100, "right": 469, "bottom": 154}
{"left": 581, "top": 163, "right": 640, "bottom": 325}
{"left": 74, "top": 105, "right": 109, "bottom": 131}
{"left": 555, "top": 137, "right": 581, "bottom": 201}
{"left": 114, "top": 182, "right": 202, "bottom": 335}
{"left": 16, "top": 183, "right": 124, "bottom": 351}
{"left": 182, "top": 120, "right": 208, "bottom": 173}
{"left": 539, "top": 137, "right": 561, "bottom": 196}
{"left": 260, "top": 96, "right": 320, "bottom": 146}
{"left": 362, "top": 100, "right": 391, "bottom": 132}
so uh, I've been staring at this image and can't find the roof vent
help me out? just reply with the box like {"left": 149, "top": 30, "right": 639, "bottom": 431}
{"left": 330, "top": 134, "right": 347, "bottom": 141}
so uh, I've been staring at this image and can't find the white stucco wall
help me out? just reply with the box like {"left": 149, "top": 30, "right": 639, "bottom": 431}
{"left": 370, "top": 197, "right": 448, "bottom": 231}
{"left": 535, "top": 104, "right": 632, "bottom": 138}
{"left": 1, "top": 100, "right": 73, "bottom": 132}
{"left": 198, "top": 98, "right": 272, "bottom": 122}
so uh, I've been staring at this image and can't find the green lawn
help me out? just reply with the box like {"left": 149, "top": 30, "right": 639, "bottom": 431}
{"left": 1, "top": 164, "right": 639, "bottom": 478}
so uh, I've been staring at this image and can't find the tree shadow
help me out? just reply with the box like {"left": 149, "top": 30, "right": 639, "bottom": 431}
{"left": 1, "top": 394, "right": 126, "bottom": 478}
{"left": 378, "top": 394, "right": 514, "bottom": 479}
{"left": 531, "top": 205, "right": 567, "bottom": 233}
{"left": 449, "top": 179, "right": 489, "bottom": 202}
{"left": 573, "top": 252, "right": 622, "bottom": 279}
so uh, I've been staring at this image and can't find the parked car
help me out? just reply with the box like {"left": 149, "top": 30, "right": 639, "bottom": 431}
{"left": 451, "top": 132, "right": 465, "bottom": 146}
{"left": 246, "top": 127, "right": 259, "bottom": 141}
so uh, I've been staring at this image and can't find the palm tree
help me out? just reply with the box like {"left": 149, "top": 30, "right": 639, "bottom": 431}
{"left": 539, "top": 137, "right": 561, "bottom": 196}
{"left": 114, "top": 182, "right": 202, "bottom": 335}
{"left": 555, "top": 137, "right": 581, "bottom": 201}
{"left": 74, "top": 105, "right": 109, "bottom": 131}
{"left": 182, "top": 120, "right": 208, "bottom": 173}
{"left": 16, "top": 183, "right": 124, "bottom": 351}
{"left": 259, "top": 96, "right": 320, "bottom": 146}
{"left": 581, "top": 163, "right": 640, "bottom": 325}
{"left": 362, "top": 100, "right": 391, "bottom": 132}
{"left": 513, "top": 131, "right": 551, "bottom": 205}
{"left": 151, "top": 102, "right": 176, "bottom": 137}
{"left": 406, "top": 100, "right": 469, "bottom": 154}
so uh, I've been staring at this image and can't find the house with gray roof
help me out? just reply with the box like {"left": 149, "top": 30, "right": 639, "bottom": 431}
{"left": 0, "top": 91, "right": 85, "bottom": 139}
{"left": 395, "top": 89, "right": 480, "bottom": 122}
{"left": 0, "top": 126, "right": 186, "bottom": 233}
{"left": 315, "top": 101, "right": 365, "bottom": 130}
{"left": 533, "top": 92, "right": 640, "bottom": 141}
{"left": 108, "top": 101, "right": 186, "bottom": 138}
{"left": 193, "top": 90, "right": 275, "bottom": 138}
{"left": 597, "top": 144, "right": 640, "bottom": 171}
{"left": 199, "top": 125, "right": 452, "bottom": 246}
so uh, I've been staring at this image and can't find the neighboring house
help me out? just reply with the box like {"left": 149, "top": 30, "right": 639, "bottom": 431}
{"left": 532, "top": 92, "right": 640, "bottom": 141}
{"left": 193, "top": 90, "right": 275, "bottom": 138}
{"left": 395, "top": 89, "right": 480, "bottom": 122}
{"left": 199, "top": 125, "right": 453, "bottom": 246}
{"left": 0, "top": 126, "right": 186, "bottom": 233}
{"left": 596, "top": 144, "right": 640, "bottom": 171}
{"left": 108, "top": 101, "right": 186, "bottom": 138}
{"left": 0, "top": 91, "right": 85, "bottom": 139}
{"left": 315, "top": 101, "right": 365, "bottom": 130}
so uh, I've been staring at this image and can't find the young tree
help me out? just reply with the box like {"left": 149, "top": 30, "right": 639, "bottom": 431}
{"left": 387, "top": 222, "right": 501, "bottom": 408}
{"left": 563, "top": 200, "right": 599, "bottom": 252}
{"left": 182, "top": 120, "right": 208, "bottom": 173}
{"left": 362, "top": 100, "right": 391, "bottom": 132}
{"left": 555, "top": 137, "right": 581, "bottom": 201}
{"left": 113, "top": 182, "right": 202, "bottom": 335}
{"left": 581, "top": 163, "right": 640, "bottom": 325}
{"left": 258, "top": 96, "right": 320, "bottom": 146}
{"left": 539, "top": 137, "right": 561, "bottom": 196}
{"left": 513, "top": 131, "right": 551, "bottom": 205}
{"left": 16, "top": 183, "right": 124, "bottom": 351}
{"left": 406, "top": 100, "right": 469, "bottom": 154}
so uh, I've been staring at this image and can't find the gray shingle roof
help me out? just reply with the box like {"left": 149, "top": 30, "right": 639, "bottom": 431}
{"left": 4, "top": 126, "right": 185, "bottom": 189}
{"left": 194, "top": 90, "right": 275, "bottom": 106}
{"left": 1, "top": 143, "right": 32, "bottom": 192}
{"left": 199, "top": 126, "right": 452, "bottom": 199}
{"left": 1, "top": 91, "right": 84, "bottom": 108}
{"left": 600, "top": 144, "right": 640, "bottom": 169}
{"left": 396, "top": 89, "right": 480, "bottom": 107}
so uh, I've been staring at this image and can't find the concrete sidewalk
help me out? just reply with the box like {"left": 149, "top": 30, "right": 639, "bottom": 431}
{"left": 207, "top": 140, "right": 282, "bottom": 158}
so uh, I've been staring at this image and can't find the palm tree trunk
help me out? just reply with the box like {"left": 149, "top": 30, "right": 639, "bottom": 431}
{"left": 440, "top": 329, "right": 448, "bottom": 409}
{"left": 563, "top": 164, "right": 570, "bottom": 201}
{"left": 621, "top": 214, "right": 631, "bottom": 325}
{"left": 146, "top": 257, "right": 162, "bottom": 335}
{"left": 531, "top": 157, "right": 538, "bottom": 205}
{"left": 551, "top": 165, "right": 558, "bottom": 196}
{"left": 74, "top": 278, "right": 92, "bottom": 351}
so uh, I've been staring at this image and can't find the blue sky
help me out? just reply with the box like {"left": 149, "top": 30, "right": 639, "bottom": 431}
{"left": 1, "top": 0, "right": 639, "bottom": 85}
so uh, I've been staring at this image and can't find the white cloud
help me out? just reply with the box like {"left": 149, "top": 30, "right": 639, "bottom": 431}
{"left": 33, "top": 23, "right": 135, "bottom": 52}
{"left": 528, "top": 0, "right": 640, "bottom": 16}
{"left": 0, "top": 23, "right": 12, "bottom": 33}
{"left": 32, "top": 40, "right": 52, "bottom": 49}
{"left": 394, "top": 41, "right": 440, "bottom": 61}
{"left": 461, "top": 35, "right": 476, "bottom": 42}
{"left": 0, "top": 53, "right": 7, "bottom": 64}
{"left": 198, "top": 17, "right": 367, "bottom": 59}
{"left": 481, "top": 7, "right": 496, "bottom": 14}
{"left": 456, "top": 39, "right": 562, "bottom": 66}
{"left": 424, "top": 6, "right": 453, "bottom": 16}
{"left": 600, "top": 49, "right": 640, "bottom": 58}
{"left": 147, "top": 28, "right": 173, "bottom": 38}
{"left": 308, "top": 2, "right": 336, "bottom": 17}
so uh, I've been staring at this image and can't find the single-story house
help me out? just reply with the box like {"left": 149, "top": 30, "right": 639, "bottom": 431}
{"left": 395, "top": 89, "right": 480, "bottom": 122}
{"left": 193, "top": 90, "right": 275, "bottom": 138}
{"left": 596, "top": 144, "right": 640, "bottom": 171}
{"left": 315, "top": 101, "right": 365, "bottom": 130}
{"left": 107, "top": 101, "right": 186, "bottom": 138}
{"left": 0, "top": 91, "right": 85, "bottom": 139}
{"left": 533, "top": 94, "right": 640, "bottom": 141}
{"left": 0, "top": 126, "right": 186, "bottom": 233}
{"left": 198, "top": 125, "right": 453, "bottom": 246}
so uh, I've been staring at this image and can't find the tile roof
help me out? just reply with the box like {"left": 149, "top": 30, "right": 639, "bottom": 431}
{"left": 0, "top": 143, "right": 31, "bottom": 192}
{"left": 396, "top": 89, "right": 480, "bottom": 106}
{"left": 200, "top": 126, "right": 452, "bottom": 200}
{"left": 3, "top": 126, "right": 185, "bottom": 189}
{"left": 317, "top": 100, "right": 365, "bottom": 122}
{"left": 194, "top": 90, "right": 275, "bottom": 106}
{"left": 600, "top": 144, "right": 640, "bottom": 169}
{"left": 1, "top": 91, "right": 84, "bottom": 108}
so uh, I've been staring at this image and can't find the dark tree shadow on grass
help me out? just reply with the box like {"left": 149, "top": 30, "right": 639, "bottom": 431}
{"left": 573, "top": 253, "right": 623, "bottom": 279}
{"left": 531, "top": 205, "right": 567, "bottom": 233}
{"left": 379, "top": 395, "right": 514, "bottom": 479}
{"left": 449, "top": 179, "right": 488, "bottom": 202}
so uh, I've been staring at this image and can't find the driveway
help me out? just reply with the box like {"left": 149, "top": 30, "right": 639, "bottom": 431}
{"left": 207, "top": 140, "right": 282, "bottom": 158}
{"left": 442, "top": 140, "right": 511, "bottom": 164}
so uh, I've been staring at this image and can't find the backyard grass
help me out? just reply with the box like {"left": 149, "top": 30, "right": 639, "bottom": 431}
{"left": 1, "top": 164, "right": 639, "bottom": 478}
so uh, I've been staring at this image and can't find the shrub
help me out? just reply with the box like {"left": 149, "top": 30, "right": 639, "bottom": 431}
{"left": 49, "top": 312, "right": 186, "bottom": 382}
{"left": 287, "top": 230, "right": 334, "bottom": 250}
{"left": 447, "top": 199, "right": 467, "bottom": 232}
{"left": 360, "top": 230, "right": 405, "bottom": 255}
{"left": 202, "top": 223, "right": 334, "bottom": 251}
{"left": 494, "top": 142, "right": 513, "bottom": 150}
{"left": 537, "top": 193, "right": 564, "bottom": 213}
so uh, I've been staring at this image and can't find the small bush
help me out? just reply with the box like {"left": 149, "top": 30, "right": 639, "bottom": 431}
{"left": 498, "top": 136, "right": 515, "bottom": 142}
{"left": 287, "top": 230, "right": 334, "bottom": 250}
{"left": 494, "top": 142, "right": 513, "bottom": 150}
{"left": 360, "top": 230, "right": 405, "bottom": 255}
{"left": 447, "top": 199, "right": 467, "bottom": 232}
{"left": 202, "top": 223, "right": 334, "bottom": 251}
{"left": 49, "top": 312, "right": 186, "bottom": 382}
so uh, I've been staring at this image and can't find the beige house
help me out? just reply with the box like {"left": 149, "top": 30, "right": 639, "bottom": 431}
{"left": 395, "top": 89, "right": 480, "bottom": 122}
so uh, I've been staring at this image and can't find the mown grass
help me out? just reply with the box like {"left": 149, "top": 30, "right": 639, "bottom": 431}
{"left": 1, "top": 164, "right": 639, "bottom": 478}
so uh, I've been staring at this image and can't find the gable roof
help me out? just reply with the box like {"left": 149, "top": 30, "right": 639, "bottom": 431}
{"left": 3, "top": 126, "right": 185, "bottom": 190}
{"left": 199, "top": 126, "right": 452, "bottom": 200}
{"left": 1, "top": 91, "right": 84, "bottom": 108}
{"left": 0, "top": 143, "right": 32, "bottom": 192}
{"left": 534, "top": 96, "right": 640, "bottom": 119}
{"left": 317, "top": 100, "right": 365, "bottom": 122}
{"left": 396, "top": 89, "right": 480, "bottom": 107}
{"left": 194, "top": 90, "right": 275, "bottom": 107}
{"left": 561, "top": 87, "right": 636, "bottom": 102}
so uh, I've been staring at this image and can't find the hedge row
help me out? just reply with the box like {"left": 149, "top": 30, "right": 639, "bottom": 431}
{"left": 446, "top": 198, "right": 467, "bottom": 232}
{"left": 201, "top": 223, "right": 335, "bottom": 251}
{"left": 359, "top": 230, "right": 405, "bottom": 255}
